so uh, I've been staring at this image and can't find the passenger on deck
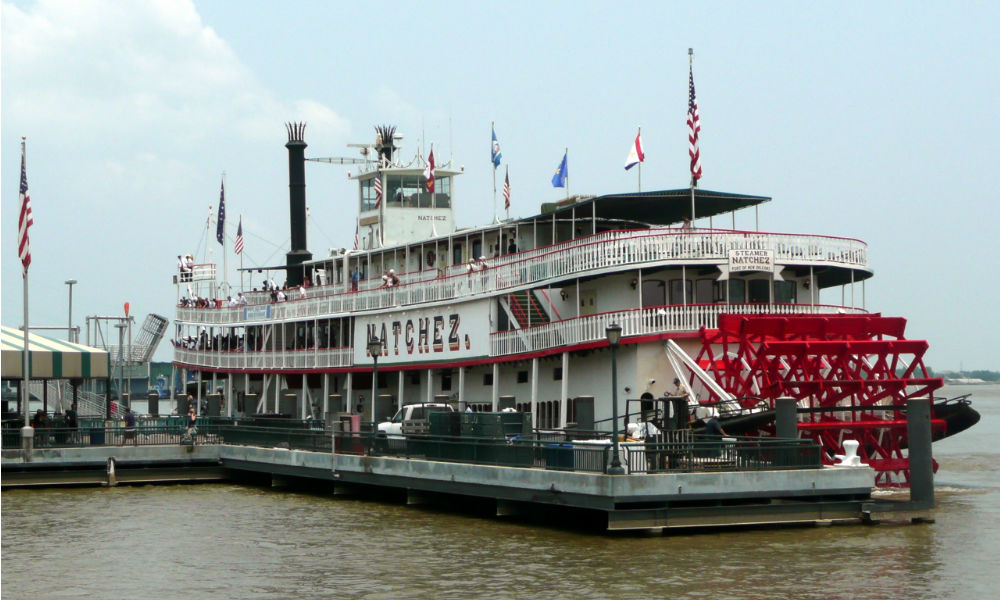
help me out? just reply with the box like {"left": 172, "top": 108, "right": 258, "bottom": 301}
{"left": 298, "top": 285, "right": 307, "bottom": 299}
{"left": 276, "top": 289, "right": 286, "bottom": 302}
{"left": 507, "top": 240, "right": 517, "bottom": 254}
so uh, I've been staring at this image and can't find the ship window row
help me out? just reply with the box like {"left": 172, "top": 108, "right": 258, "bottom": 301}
{"left": 360, "top": 175, "right": 451, "bottom": 212}
{"left": 641, "top": 278, "right": 797, "bottom": 307}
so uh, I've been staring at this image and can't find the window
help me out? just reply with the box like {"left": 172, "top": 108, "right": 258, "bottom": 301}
{"left": 748, "top": 279, "right": 770, "bottom": 303}
{"left": 553, "top": 367, "right": 563, "bottom": 381}
{"left": 409, "top": 371, "right": 420, "bottom": 385}
{"left": 695, "top": 279, "right": 716, "bottom": 304}
{"left": 360, "top": 176, "right": 378, "bottom": 212}
{"left": 434, "top": 176, "right": 451, "bottom": 208}
{"left": 483, "top": 373, "right": 493, "bottom": 386}
{"left": 641, "top": 280, "right": 666, "bottom": 308}
{"left": 728, "top": 279, "right": 747, "bottom": 303}
{"left": 452, "top": 243, "right": 463, "bottom": 265}
{"left": 517, "top": 371, "right": 529, "bottom": 383}
{"left": 472, "top": 239, "right": 482, "bottom": 260}
{"left": 774, "top": 280, "right": 797, "bottom": 303}
{"left": 669, "top": 279, "right": 693, "bottom": 304}
{"left": 440, "top": 371, "right": 453, "bottom": 391}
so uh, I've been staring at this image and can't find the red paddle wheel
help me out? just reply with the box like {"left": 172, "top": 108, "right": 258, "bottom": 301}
{"left": 694, "top": 313, "right": 945, "bottom": 486}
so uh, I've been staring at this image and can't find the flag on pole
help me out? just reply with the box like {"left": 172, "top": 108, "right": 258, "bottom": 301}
{"left": 551, "top": 151, "right": 568, "bottom": 188}
{"left": 18, "top": 143, "right": 34, "bottom": 276}
{"left": 353, "top": 220, "right": 359, "bottom": 250}
{"left": 216, "top": 180, "right": 226, "bottom": 244}
{"left": 502, "top": 166, "right": 511, "bottom": 211}
{"left": 491, "top": 126, "right": 502, "bottom": 168}
{"left": 234, "top": 218, "right": 244, "bottom": 255}
{"left": 373, "top": 167, "right": 383, "bottom": 208}
{"left": 424, "top": 148, "right": 436, "bottom": 193}
{"left": 687, "top": 62, "right": 703, "bottom": 182}
{"left": 624, "top": 128, "right": 645, "bottom": 170}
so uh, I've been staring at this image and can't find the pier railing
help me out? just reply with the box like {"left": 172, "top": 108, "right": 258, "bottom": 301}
{"left": 176, "top": 229, "right": 869, "bottom": 326}
{"left": 3, "top": 420, "right": 821, "bottom": 475}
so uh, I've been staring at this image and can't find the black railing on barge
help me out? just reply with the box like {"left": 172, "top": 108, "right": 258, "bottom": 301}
{"left": 3, "top": 417, "right": 821, "bottom": 475}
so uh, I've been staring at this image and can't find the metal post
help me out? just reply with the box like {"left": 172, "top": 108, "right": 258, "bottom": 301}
{"left": 114, "top": 323, "right": 126, "bottom": 412}
{"left": 367, "top": 335, "right": 381, "bottom": 424}
{"left": 606, "top": 323, "right": 625, "bottom": 475}
{"left": 907, "top": 398, "right": 934, "bottom": 509}
{"left": 65, "top": 279, "right": 77, "bottom": 342}
{"left": 776, "top": 397, "right": 798, "bottom": 439}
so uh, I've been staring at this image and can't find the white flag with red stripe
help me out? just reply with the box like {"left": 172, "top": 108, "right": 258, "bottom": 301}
{"left": 624, "top": 128, "right": 645, "bottom": 170}
{"left": 18, "top": 142, "right": 34, "bottom": 276}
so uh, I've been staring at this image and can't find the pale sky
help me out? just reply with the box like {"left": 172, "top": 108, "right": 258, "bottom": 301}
{"left": 3, "top": 0, "right": 998, "bottom": 370}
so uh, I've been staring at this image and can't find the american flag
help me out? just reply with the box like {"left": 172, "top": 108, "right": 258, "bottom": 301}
{"left": 234, "top": 217, "right": 244, "bottom": 255}
{"left": 687, "top": 62, "right": 703, "bottom": 183}
{"left": 502, "top": 166, "right": 510, "bottom": 211}
{"left": 353, "top": 220, "right": 359, "bottom": 250}
{"left": 373, "top": 168, "right": 383, "bottom": 208}
{"left": 18, "top": 142, "right": 34, "bottom": 276}
{"left": 216, "top": 180, "right": 226, "bottom": 245}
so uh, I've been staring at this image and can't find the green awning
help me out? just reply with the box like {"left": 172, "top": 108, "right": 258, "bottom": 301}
{"left": 1, "top": 326, "right": 110, "bottom": 379}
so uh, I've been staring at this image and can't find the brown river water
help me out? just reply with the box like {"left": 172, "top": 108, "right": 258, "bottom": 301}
{"left": 3, "top": 384, "right": 998, "bottom": 599}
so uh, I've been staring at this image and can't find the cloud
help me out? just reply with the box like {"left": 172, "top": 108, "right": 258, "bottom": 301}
{"left": 1, "top": 0, "right": 348, "bottom": 149}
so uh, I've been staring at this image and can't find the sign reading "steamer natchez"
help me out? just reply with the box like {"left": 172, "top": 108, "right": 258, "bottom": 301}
{"left": 353, "top": 299, "right": 491, "bottom": 365}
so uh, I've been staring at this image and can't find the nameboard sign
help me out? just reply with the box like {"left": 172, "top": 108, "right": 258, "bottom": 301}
{"left": 243, "top": 304, "right": 272, "bottom": 321}
{"left": 728, "top": 249, "right": 774, "bottom": 272}
{"left": 354, "top": 299, "right": 491, "bottom": 365}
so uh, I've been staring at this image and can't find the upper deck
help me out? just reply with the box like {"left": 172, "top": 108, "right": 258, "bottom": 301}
{"left": 176, "top": 226, "right": 869, "bottom": 327}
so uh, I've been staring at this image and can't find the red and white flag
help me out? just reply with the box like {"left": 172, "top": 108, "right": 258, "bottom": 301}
{"left": 18, "top": 142, "right": 34, "bottom": 276}
{"left": 502, "top": 166, "right": 511, "bottom": 211}
{"left": 687, "top": 63, "right": 703, "bottom": 183}
{"left": 423, "top": 148, "right": 435, "bottom": 194}
{"left": 373, "top": 168, "right": 383, "bottom": 208}
{"left": 234, "top": 217, "right": 244, "bottom": 255}
{"left": 624, "top": 128, "right": 645, "bottom": 170}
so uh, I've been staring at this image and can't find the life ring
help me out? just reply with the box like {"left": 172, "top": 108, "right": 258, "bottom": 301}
{"left": 426, "top": 250, "right": 436, "bottom": 267}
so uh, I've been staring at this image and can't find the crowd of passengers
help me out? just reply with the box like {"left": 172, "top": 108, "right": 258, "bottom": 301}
{"left": 177, "top": 248, "right": 504, "bottom": 310}
{"left": 173, "top": 325, "right": 337, "bottom": 353}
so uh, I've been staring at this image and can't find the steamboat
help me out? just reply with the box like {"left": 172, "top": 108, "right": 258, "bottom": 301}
{"left": 172, "top": 122, "right": 977, "bottom": 486}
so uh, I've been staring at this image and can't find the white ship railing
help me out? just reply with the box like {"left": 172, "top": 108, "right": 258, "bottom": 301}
{"left": 490, "top": 303, "right": 869, "bottom": 357}
{"left": 173, "top": 304, "right": 867, "bottom": 370}
{"left": 176, "top": 229, "right": 869, "bottom": 326}
{"left": 173, "top": 346, "right": 354, "bottom": 371}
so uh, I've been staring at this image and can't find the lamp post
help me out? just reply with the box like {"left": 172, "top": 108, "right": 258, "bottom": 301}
{"left": 65, "top": 279, "right": 77, "bottom": 342}
{"left": 605, "top": 322, "right": 625, "bottom": 475}
{"left": 367, "top": 335, "right": 382, "bottom": 423}
{"left": 114, "top": 323, "right": 127, "bottom": 412}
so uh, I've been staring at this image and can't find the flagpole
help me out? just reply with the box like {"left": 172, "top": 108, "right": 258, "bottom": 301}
{"left": 637, "top": 127, "right": 642, "bottom": 193}
{"left": 19, "top": 138, "right": 33, "bottom": 459}
{"left": 239, "top": 213, "right": 244, "bottom": 292}
{"left": 689, "top": 48, "right": 697, "bottom": 223}
{"left": 222, "top": 173, "right": 228, "bottom": 299}
{"left": 565, "top": 147, "right": 569, "bottom": 200}
{"left": 492, "top": 122, "right": 497, "bottom": 222}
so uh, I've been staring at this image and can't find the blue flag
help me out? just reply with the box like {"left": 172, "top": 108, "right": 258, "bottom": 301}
{"left": 551, "top": 152, "right": 568, "bottom": 188}
{"left": 491, "top": 126, "right": 502, "bottom": 169}
{"left": 216, "top": 180, "right": 225, "bottom": 245}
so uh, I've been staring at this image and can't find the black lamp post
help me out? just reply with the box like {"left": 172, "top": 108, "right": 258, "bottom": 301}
{"left": 606, "top": 322, "right": 625, "bottom": 475}
{"left": 367, "top": 335, "right": 382, "bottom": 422}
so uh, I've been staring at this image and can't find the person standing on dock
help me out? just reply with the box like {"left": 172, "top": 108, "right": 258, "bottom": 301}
{"left": 122, "top": 408, "right": 137, "bottom": 446}
{"left": 186, "top": 406, "right": 197, "bottom": 444}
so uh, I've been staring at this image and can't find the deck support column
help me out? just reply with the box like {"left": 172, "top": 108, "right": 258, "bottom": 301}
{"left": 425, "top": 369, "right": 433, "bottom": 403}
{"left": 560, "top": 352, "right": 569, "bottom": 428}
{"left": 397, "top": 371, "right": 404, "bottom": 411}
{"left": 458, "top": 366, "right": 465, "bottom": 411}
{"left": 491, "top": 363, "right": 499, "bottom": 411}
{"left": 345, "top": 372, "right": 353, "bottom": 413}
{"left": 530, "top": 357, "right": 539, "bottom": 429}
{"left": 322, "top": 373, "right": 329, "bottom": 416}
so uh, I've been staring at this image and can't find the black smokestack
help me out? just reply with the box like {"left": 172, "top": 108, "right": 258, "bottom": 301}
{"left": 285, "top": 122, "right": 311, "bottom": 286}
{"left": 374, "top": 124, "right": 397, "bottom": 164}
